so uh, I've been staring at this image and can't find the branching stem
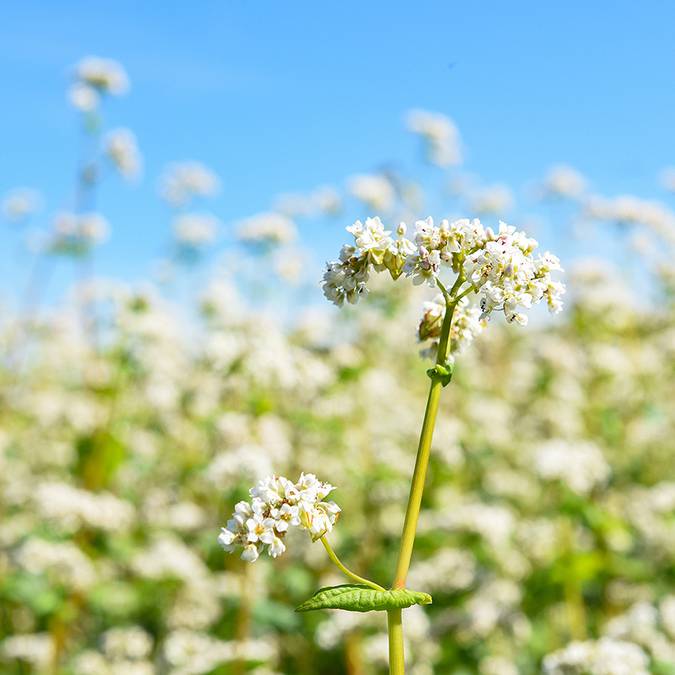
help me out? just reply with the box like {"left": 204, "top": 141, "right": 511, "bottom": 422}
{"left": 320, "top": 536, "right": 385, "bottom": 592}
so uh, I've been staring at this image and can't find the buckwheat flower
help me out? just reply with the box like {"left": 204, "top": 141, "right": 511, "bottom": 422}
{"left": 405, "top": 245, "right": 441, "bottom": 286}
{"left": 1, "top": 634, "right": 53, "bottom": 670}
{"left": 218, "top": 473, "right": 340, "bottom": 562}
{"left": 236, "top": 211, "right": 297, "bottom": 246}
{"left": 347, "top": 173, "right": 396, "bottom": 212}
{"left": 313, "top": 185, "right": 342, "bottom": 215}
{"left": 160, "top": 162, "right": 220, "bottom": 207}
{"left": 346, "top": 217, "right": 393, "bottom": 265}
{"left": 173, "top": 213, "right": 220, "bottom": 247}
{"left": 68, "top": 82, "right": 100, "bottom": 111}
{"left": 464, "top": 223, "right": 564, "bottom": 323}
{"left": 52, "top": 211, "right": 110, "bottom": 247}
{"left": 1, "top": 188, "right": 41, "bottom": 222}
{"left": 323, "top": 216, "right": 565, "bottom": 325}
{"left": 541, "top": 164, "right": 587, "bottom": 199}
{"left": 104, "top": 128, "right": 142, "bottom": 180}
{"left": 102, "top": 626, "right": 153, "bottom": 661}
{"left": 321, "top": 218, "right": 416, "bottom": 305}
{"left": 534, "top": 440, "right": 610, "bottom": 495}
{"left": 542, "top": 638, "right": 649, "bottom": 675}
{"left": 469, "top": 184, "right": 514, "bottom": 216}
{"left": 406, "top": 108, "right": 462, "bottom": 167}
{"left": 75, "top": 56, "right": 130, "bottom": 95}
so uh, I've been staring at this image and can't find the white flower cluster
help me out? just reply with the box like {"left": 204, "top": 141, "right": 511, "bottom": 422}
{"left": 534, "top": 440, "right": 610, "bottom": 495}
{"left": 69, "top": 56, "right": 129, "bottom": 112}
{"left": 34, "top": 481, "right": 135, "bottom": 533}
{"left": 236, "top": 211, "right": 297, "bottom": 246}
{"left": 274, "top": 185, "right": 341, "bottom": 218}
{"left": 218, "top": 473, "right": 340, "bottom": 563}
{"left": 347, "top": 174, "right": 396, "bottom": 212}
{"left": 1, "top": 187, "right": 41, "bottom": 222}
{"left": 406, "top": 109, "right": 462, "bottom": 167}
{"left": 469, "top": 184, "right": 514, "bottom": 216}
{"left": 173, "top": 213, "right": 220, "bottom": 247}
{"left": 322, "top": 217, "right": 565, "bottom": 329}
{"left": 104, "top": 129, "right": 142, "bottom": 180}
{"left": 51, "top": 211, "right": 110, "bottom": 248}
{"left": 542, "top": 637, "right": 649, "bottom": 675}
{"left": 160, "top": 162, "right": 220, "bottom": 207}
{"left": 542, "top": 164, "right": 587, "bottom": 199}
{"left": 585, "top": 195, "right": 675, "bottom": 242}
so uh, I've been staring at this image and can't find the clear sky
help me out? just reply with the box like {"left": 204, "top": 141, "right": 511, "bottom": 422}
{"left": 1, "top": 1, "right": 674, "bottom": 300}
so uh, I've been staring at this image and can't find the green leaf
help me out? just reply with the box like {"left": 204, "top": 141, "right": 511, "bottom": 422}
{"left": 295, "top": 584, "right": 432, "bottom": 613}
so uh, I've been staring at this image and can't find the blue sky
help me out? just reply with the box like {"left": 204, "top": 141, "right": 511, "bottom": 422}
{"left": 1, "top": 1, "right": 674, "bottom": 301}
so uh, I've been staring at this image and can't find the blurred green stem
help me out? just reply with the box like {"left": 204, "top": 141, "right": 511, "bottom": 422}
{"left": 233, "top": 560, "right": 253, "bottom": 675}
{"left": 387, "top": 276, "right": 460, "bottom": 674}
{"left": 562, "top": 518, "right": 587, "bottom": 640}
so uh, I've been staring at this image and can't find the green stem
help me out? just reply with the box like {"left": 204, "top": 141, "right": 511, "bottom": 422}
{"left": 387, "top": 279, "right": 459, "bottom": 675}
{"left": 393, "top": 291, "right": 457, "bottom": 588}
{"left": 387, "top": 609, "right": 405, "bottom": 675}
{"left": 320, "top": 536, "right": 385, "bottom": 592}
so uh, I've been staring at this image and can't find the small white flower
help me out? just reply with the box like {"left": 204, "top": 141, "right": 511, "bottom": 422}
{"left": 68, "top": 83, "right": 99, "bottom": 112}
{"left": 406, "top": 109, "right": 462, "bottom": 167}
{"left": 236, "top": 212, "right": 297, "bottom": 246}
{"left": 104, "top": 128, "right": 142, "bottom": 179}
{"left": 74, "top": 56, "right": 129, "bottom": 95}
{"left": 218, "top": 473, "right": 340, "bottom": 562}
{"left": 241, "top": 544, "right": 259, "bottom": 562}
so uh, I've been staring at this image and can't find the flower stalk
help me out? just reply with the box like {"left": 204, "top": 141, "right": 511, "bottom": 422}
{"left": 387, "top": 282, "right": 458, "bottom": 674}
{"left": 320, "top": 536, "right": 385, "bottom": 592}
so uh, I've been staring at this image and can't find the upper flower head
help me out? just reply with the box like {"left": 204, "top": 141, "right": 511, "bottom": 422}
{"left": 322, "top": 216, "right": 565, "bottom": 341}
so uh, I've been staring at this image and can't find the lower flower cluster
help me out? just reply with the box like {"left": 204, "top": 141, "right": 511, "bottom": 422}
{"left": 218, "top": 474, "right": 340, "bottom": 562}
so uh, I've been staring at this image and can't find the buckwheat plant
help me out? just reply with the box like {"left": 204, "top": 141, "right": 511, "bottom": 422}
{"left": 219, "top": 215, "right": 565, "bottom": 674}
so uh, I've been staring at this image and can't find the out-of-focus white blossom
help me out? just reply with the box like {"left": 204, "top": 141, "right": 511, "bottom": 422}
{"left": 52, "top": 211, "right": 110, "bottom": 247}
{"left": 347, "top": 174, "right": 396, "bottom": 212}
{"left": 406, "top": 109, "right": 462, "bottom": 167}
{"left": 542, "top": 637, "right": 649, "bottom": 675}
{"left": 102, "top": 626, "right": 153, "bottom": 660}
{"left": 585, "top": 194, "right": 675, "bottom": 242}
{"left": 15, "top": 538, "right": 97, "bottom": 591}
{"left": 173, "top": 213, "right": 220, "bottom": 247}
{"left": 68, "top": 82, "right": 100, "bottom": 111}
{"left": 104, "top": 129, "right": 142, "bottom": 180}
{"left": 75, "top": 56, "right": 130, "bottom": 96}
{"left": 541, "top": 164, "right": 587, "bottom": 199}
{"left": 160, "top": 162, "right": 220, "bottom": 207}
{"left": 1, "top": 633, "right": 53, "bottom": 670}
{"left": 236, "top": 211, "right": 297, "bottom": 245}
{"left": 274, "top": 185, "right": 341, "bottom": 218}
{"left": 1, "top": 188, "right": 42, "bottom": 222}
{"left": 470, "top": 184, "right": 514, "bottom": 216}
{"left": 218, "top": 473, "right": 340, "bottom": 562}
{"left": 34, "top": 481, "right": 134, "bottom": 532}
{"left": 534, "top": 440, "right": 610, "bottom": 495}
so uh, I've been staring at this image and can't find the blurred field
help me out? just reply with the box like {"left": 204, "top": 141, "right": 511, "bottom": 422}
{"left": 1, "top": 56, "right": 675, "bottom": 675}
